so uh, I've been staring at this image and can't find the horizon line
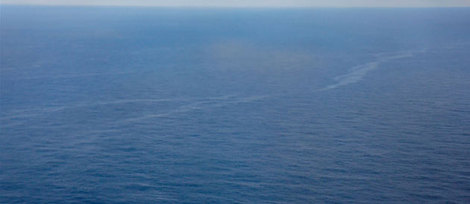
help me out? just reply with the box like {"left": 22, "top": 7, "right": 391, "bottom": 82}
{"left": 2, "top": 3, "right": 470, "bottom": 8}
{"left": 2, "top": 0, "right": 470, "bottom": 8}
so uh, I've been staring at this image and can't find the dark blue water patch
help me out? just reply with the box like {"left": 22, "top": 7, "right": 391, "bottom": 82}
{"left": 1, "top": 6, "right": 470, "bottom": 203}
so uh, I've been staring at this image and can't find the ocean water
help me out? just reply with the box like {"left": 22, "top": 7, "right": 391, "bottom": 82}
{"left": 1, "top": 6, "right": 470, "bottom": 203}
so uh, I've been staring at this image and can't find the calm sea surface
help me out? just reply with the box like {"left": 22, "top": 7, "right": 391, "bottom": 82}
{"left": 1, "top": 6, "right": 470, "bottom": 203}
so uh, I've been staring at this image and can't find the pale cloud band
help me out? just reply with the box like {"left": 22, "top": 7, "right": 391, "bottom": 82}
{"left": 1, "top": 0, "right": 470, "bottom": 7}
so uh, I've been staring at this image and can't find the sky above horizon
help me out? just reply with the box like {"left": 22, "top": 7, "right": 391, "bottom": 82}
{"left": 2, "top": 0, "right": 470, "bottom": 7}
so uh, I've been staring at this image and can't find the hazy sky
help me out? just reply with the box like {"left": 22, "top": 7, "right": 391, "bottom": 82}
{"left": 2, "top": 0, "right": 470, "bottom": 7}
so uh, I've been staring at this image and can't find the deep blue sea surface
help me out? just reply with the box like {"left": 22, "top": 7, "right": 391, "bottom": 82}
{"left": 1, "top": 6, "right": 470, "bottom": 203}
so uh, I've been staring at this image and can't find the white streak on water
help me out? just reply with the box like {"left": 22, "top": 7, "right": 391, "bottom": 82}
{"left": 0, "top": 94, "right": 256, "bottom": 127}
{"left": 116, "top": 94, "right": 270, "bottom": 124}
{"left": 4, "top": 71, "right": 140, "bottom": 81}
{"left": 0, "top": 98, "right": 185, "bottom": 120}
{"left": 318, "top": 50, "right": 422, "bottom": 91}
